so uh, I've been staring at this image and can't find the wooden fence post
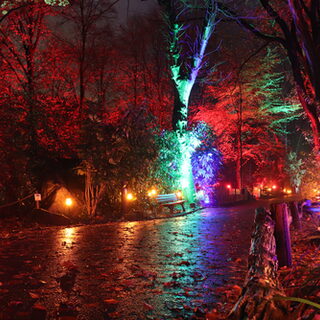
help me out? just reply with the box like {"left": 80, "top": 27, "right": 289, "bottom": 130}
{"left": 289, "top": 201, "right": 301, "bottom": 230}
{"left": 271, "top": 203, "right": 292, "bottom": 268}
{"left": 227, "top": 207, "right": 288, "bottom": 319}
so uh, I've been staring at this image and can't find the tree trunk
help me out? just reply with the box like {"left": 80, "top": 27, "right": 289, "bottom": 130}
{"left": 271, "top": 203, "right": 292, "bottom": 267}
{"left": 289, "top": 201, "right": 301, "bottom": 230}
{"left": 228, "top": 207, "right": 288, "bottom": 320}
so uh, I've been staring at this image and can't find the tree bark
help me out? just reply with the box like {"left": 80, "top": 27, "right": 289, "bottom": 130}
{"left": 228, "top": 207, "right": 288, "bottom": 320}
{"left": 289, "top": 201, "right": 301, "bottom": 230}
{"left": 271, "top": 203, "right": 292, "bottom": 267}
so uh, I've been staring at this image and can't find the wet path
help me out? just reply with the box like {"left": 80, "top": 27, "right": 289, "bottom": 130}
{"left": 0, "top": 203, "right": 258, "bottom": 319}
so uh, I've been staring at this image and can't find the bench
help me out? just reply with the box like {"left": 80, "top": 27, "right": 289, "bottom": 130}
{"left": 156, "top": 193, "right": 186, "bottom": 215}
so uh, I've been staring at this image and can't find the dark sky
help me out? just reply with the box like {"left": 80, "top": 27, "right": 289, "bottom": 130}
{"left": 114, "top": 0, "right": 158, "bottom": 25}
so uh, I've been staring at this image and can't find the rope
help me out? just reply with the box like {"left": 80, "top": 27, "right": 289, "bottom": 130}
{"left": 0, "top": 192, "right": 36, "bottom": 209}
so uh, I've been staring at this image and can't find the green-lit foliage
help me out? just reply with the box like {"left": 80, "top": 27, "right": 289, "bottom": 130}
{"left": 246, "top": 48, "right": 301, "bottom": 133}
{"left": 150, "top": 122, "right": 220, "bottom": 202}
{"left": 285, "top": 152, "right": 306, "bottom": 193}
{"left": 151, "top": 130, "right": 184, "bottom": 193}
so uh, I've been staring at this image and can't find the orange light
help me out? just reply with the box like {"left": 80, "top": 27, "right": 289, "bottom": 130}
{"left": 148, "top": 189, "right": 157, "bottom": 197}
{"left": 65, "top": 198, "right": 73, "bottom": 207}
{"left": 287, "top": 189, "right": 292, "bottom": 194}
{"left": 127, "top": 193, "right": 134, "bottom": 201}
{"left": 176, "top": 191, "right": 183, "bottom": 199}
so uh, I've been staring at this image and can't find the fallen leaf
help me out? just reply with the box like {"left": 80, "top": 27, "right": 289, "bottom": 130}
{"left": 104, "top": 299, "right": 119, "bottom": 305}
{"left": 29, "top": 292, "right": 40, "bottom": 299}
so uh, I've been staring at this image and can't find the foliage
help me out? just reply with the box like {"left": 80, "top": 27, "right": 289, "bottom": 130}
{"left": 222, "top": 0, "right": 320, "bottom": 154}
{"left": 299, "top": 154, "right": 320, "bottom": 199}
{"left": 150, "top": 130, "right": 182, "bottom": 193}
{"left": 150, "top": 122, "right": 220, "bottom": 203}
{"left": 194, "top": 47, "right": 298, "bottom": 187}
{"left": 285, "top": 152, "right": 305, "bottom": 193}
{"left": 77, "top": 105, "right": 158, "bottom": 216}
{"left": 191, "top": 122, "right": 221, "bottom": 204}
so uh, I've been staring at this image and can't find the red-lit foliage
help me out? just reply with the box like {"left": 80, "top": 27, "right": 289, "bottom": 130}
{"left": 193, "top": 47, "right": 296, "bottom": 187}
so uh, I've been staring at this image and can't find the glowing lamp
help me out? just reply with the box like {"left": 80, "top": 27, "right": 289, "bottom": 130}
{"left": 226, "top": 184, "right": 231, "bottom": 189}
{"left": 65, "top": 198, "right": 73, "bottom": 206}
{"left": 126, "top": 193, "right": 134, "bottom": 201}
{"left": 148, "top": 189, "right": 157, "bottom": 197}
{"left": 286, "top": 189, "right": 292, "bottom": 194}
{"left": 272, "top": 185, "right": 277, "bottom": 190}
{"left": 176, "top": 190, "right": 183, "bottom": 199}
{"left": 267, "top": 187, "right": 272, "bottom": 192}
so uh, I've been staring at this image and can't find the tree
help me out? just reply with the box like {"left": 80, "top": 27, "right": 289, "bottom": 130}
{"left": 53, "top": 0, "right": 116, "bottom": 117}
{"left": 220, "top": 0, "right": 320, "bottom": 157}
{"left": 114, "top": 13, "right": 173, "bottom": 129}
{"left": 78, "top": 105, "right": 158, "bottom": 217}
{"left": 194, "top": 47, "right": 300, "bottom": 188}
{"left": 158, "top": 0, "right": 219, "bottom": 201}
{"left": 0, "top": 1, "right": 60, "bottom": 194}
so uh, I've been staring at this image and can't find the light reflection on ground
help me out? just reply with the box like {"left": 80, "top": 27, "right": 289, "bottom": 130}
{"left": 0, "top": 205, "right": 257, "bottom": 319}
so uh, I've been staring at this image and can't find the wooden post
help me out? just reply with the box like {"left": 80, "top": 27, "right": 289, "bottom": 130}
{"left": 271, "top": 203, "right": 292, "bottom": 268}
{"left": 289, "top": 201, "right": 301, "bottom": 230}
{"left": 227, "top": 207, "right": 288, "bottom": 319}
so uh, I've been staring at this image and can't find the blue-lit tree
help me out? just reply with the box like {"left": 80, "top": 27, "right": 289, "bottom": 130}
{"left": 191, "top": 122, "right": 221, "bottom": 205}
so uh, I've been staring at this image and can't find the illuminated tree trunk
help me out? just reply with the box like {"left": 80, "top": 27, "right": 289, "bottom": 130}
{"left": 160, "top": 0, "right": 218, "bottom": 202}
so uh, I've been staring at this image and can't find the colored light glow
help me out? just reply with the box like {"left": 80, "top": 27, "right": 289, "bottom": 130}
{"left": 227, "top": 184, "right": 231, "bottom": 189}
{"left": 127, "top": 193, "right": 134, "bottom": 201}
{"left": 148, "top": 189, "right": 157, "bottom": 197}
{"left": 286, "top": 189, "right": 292, "bottom": 194}
{"left": 176, "top": 190, "right": 183, "bottom": 199}
{"left": 65, "top": 198, "right": 73, "bottom": 206}
{"left": 272, "top": 185, "right": 277, "bottom": 189}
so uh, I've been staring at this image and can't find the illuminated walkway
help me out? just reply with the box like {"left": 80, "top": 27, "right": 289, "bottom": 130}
{"left": 0, "top": 203, "right": 259, "bottom": 319}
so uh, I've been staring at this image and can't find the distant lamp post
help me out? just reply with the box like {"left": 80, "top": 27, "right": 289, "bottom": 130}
{"left": 34, "top": 193, "right": 41, "bottom": 209}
